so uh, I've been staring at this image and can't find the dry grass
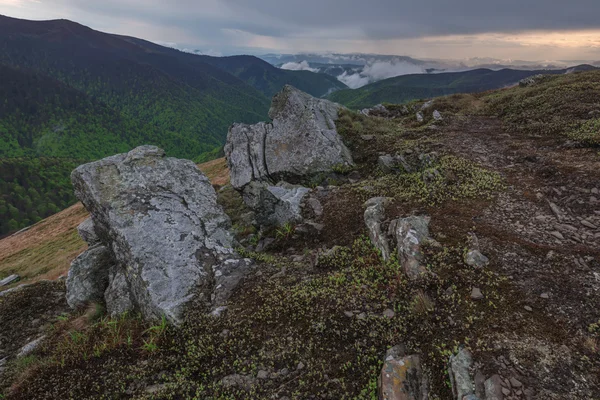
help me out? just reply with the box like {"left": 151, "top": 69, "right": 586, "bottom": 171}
{"left": 0, "top": 203, "right": 88, "bottom": 285}
{"left": 198, "top": 157, "right": 230, "bottom": 186}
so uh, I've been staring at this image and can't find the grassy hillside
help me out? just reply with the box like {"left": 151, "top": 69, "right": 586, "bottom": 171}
{"left": 328, "top": 66, "right": 597, "bottom": 109}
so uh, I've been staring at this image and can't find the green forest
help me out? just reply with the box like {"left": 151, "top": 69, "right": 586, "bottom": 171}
{"left": 0, "top": 158, "right": 80, "bottom": 235}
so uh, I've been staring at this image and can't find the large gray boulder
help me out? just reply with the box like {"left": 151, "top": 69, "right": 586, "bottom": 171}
{"left": 69, "top": 146, "right": 253, "bottom": 324}
{"left": 225, "top": 85, "right": 353, "bottom": 190}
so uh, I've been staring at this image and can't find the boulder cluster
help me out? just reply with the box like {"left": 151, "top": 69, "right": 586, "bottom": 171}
{"left": 64, "top": 86, "right": 500, "bottom": 399}
{"left": 66, "top": 86, "right": 353, "bottom": 323}
{"left": 225, "top": 85, "right": 353, "bottom": 229}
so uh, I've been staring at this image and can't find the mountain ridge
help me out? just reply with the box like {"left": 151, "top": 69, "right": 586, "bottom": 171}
{"left": 328, "top": 64, "right": 598, "bottom": 108}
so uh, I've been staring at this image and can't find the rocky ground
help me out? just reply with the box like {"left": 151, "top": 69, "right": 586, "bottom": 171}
{"left": 0, "top": 72, "right": 599, "bottom": 399}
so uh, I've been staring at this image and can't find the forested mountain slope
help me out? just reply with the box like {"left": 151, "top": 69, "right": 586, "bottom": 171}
{"left": 197, "top": 55, "right": 348, "bottom": 97}
{"left": 0, "top": 15, "right": 271, "bottom": 160}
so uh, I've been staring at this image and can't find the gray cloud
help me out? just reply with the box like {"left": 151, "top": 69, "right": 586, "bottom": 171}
{"left": 3, "top": 0, "right": 600, "bottom": 59}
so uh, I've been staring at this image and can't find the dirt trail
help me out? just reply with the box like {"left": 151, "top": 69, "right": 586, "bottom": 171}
{"left": 439, "top": 115, "right": 600, "bottom": 399}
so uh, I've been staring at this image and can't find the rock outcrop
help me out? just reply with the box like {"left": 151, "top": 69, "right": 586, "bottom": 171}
{"left": 225, "top": 85, "right": 353, "bottom": 227}
{"left": 67, "top": 146, "right": 253, "bottom": 324}
{"left": 66, "top": 244, "right": 113, "bottom": 309}
{"left": 226, "top": 85, "right": 353, "bottom": 190}
{"left": 242, "top": 181, "right": 310, "bottom": 227}
{"left": 77, "top": 217, "right": 100, "bottom": 245}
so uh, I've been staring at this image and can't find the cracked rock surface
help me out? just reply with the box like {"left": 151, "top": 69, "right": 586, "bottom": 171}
{"left": 225, "top": 85, "right": 353, "bottom": 190}
{"left": 68, "top": 146, "right": 252, "bottom": 324}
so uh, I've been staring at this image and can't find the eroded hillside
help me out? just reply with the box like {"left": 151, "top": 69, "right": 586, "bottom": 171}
{"left": 1, "top": 71, "right": 599, "bottom": 399}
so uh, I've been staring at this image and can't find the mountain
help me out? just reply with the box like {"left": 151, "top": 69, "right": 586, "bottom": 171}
{"left": 0, "top": 15, "right": 271, "bottom": 160}
{"left": 196, "top": 55, "right": 348, "bottom": 97}
{"left": 328, "top": 65, "right": 598, "bottom": 108}
{"left": 0, "top": 15, "right": 347, "bottom": 235}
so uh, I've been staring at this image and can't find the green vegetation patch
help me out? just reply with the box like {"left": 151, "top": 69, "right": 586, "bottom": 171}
{"left": 6, "top": 238, "right": 506, "bottom": 399}
{"left": 483, "top": 70, "right": 600, "bottom": 145}
{"left": 357, "top": 155, "right": 504, "bottom": 206}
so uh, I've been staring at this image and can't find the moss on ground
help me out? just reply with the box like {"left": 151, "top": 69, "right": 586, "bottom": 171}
{"left": 5, "top": 237, "right": 506, "bottom": 399}
{"left": 483, "top": 70, "right": 600, "bottom": 145}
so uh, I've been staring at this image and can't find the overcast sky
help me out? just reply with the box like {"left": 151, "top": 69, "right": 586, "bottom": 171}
{"left": 1, "top": 0, "right": 600, "bottom": 60}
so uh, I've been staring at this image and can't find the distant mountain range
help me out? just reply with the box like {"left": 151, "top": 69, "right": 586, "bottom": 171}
{"left": 260, "top": 53, "right": 599, "bottom": 89}
{"left": 327, "top": 65, "right": 598, "bottom": 109}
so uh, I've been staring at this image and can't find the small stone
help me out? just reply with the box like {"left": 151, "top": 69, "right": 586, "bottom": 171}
{"left": 485, "top": 374, "right": 505, "bottom": 400}
{"left": 297, "top": 362, "right": 305, "bottom": 370}
{"left": 471, "top": 287, "right": 484, "bottom": 300}
{"left": 550, "top": 231, "right": 564, "bottom": 240}
{"left": 465, "top": 250, "right": 490, "bottom": 268}
{"left": 502, "top": 387, "right": 511, "bottom": 396}
{"left": 383, "top": 308, "right": 395, "bottom": 319}
{"left": 356, "top": 312, "right": 367, "bottom": 320}
{"left": 433, "top": 110, "right": 443, "bottom": 121}
{"left": 257, "top": 370, "right": 269, "bottom": 379}
{"left": 540, "top": 293, "right": 549, "bottom": 299}
{"left": 524, "top": 306, "right": 533, "bottom": 312}
{"left": 0, "top": 274, "right": 20, "bottom": 287}
{"left": 581, "top": 220, "right": 598, "bottom": 229}
{"left": 279, "top": 368, "right": 290, "bottom": 376}
{"left": 509, "top": 377, "right": 523, "bottom": 388}
{"left": 145, "top": 384, "right": 167, "bottom": 394}
{"left": 17, "top": 335, "right": 46, "bottom": 358}
{"left": 361, "top": 135, "right": 375, "bottom": 141}
{"left": 344, "top": 311, "right": 354, "bottom": 318}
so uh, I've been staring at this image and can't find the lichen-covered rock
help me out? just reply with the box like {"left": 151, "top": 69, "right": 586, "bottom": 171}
{"left": 77, "top": 217, "right": 99, "bottom": 245}
{"left": 378, "top": 345, "right": 429, "bottom": 400}
{"left": 364, "top": 197, "right": 392, "bottom": 261}
{"left": 448, "top": 346, "right": 477, "bottom": 400}
{"left": 465, "top": 250, "right": 489, "bottom": 269}
{"left": 242, "top": 181, "right": 310, "bottom": 227}
{"left": 66, "top": 244, "right": 112, "bottom": 309}
{"left": 389, "top": 216, "right": 431, "bottom": 280}
{"left": 70, "top": 145, "right": 252, "bottom": 324}
{"left": 225, "top": 85, "right": 353, "bottom": 190}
